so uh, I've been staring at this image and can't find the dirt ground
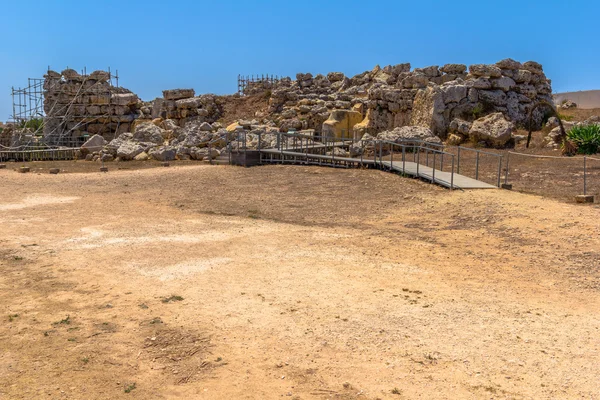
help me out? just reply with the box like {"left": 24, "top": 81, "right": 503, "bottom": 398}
{"left": 0, "top": 164, "right": 599, "bottom": 399}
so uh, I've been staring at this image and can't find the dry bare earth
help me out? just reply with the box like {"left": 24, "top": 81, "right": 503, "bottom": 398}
{"left": 0, "top": 164, "right": 599, "bottom": 399}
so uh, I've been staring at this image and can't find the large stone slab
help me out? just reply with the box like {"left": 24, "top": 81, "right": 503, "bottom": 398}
{"left": 163, "top": 89, "right": 195, "bottom": 100}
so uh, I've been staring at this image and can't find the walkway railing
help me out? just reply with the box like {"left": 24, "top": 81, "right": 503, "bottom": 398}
{"left": 0, "top": 147, "right": 78, "bottom": 162}
{"left": 229, "top": 131, "right": 469, "bottom": 189}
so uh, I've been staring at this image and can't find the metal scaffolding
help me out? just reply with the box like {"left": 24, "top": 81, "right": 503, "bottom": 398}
{"left": 10, "top": 78, "right": 44, "bottom": 123}
{"left": 237, "top": 74, "right": 281, "bottom": 95}
{"left": 6, "top": 67, "right": 124, "bottom": 149}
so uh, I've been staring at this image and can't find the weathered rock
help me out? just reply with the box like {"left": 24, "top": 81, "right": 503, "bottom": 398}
{"left": 410, "top": 86, "right": 446, "bottom": 136}
{"left": 491, "top": 76, "right": 516, "bottom": 92}
{"left": 401, "top": 74, "right": 429, "bottom": 89}
{"left": 80, "top": 134, "right": 107, "bottom": 155}
{"left": 523, "top": 61, "right": 544, "bottom": 75}
{"left": 322, "top": 110, "right": 364, "bottom": 138}
{"left": 469, "top": 112, "right": 515, "bottom": 147}
{"left": 149, "top": 146, "right": 177, "bottom": 161}
{"left": 414, "top": 65, "right": 440, "bottom": 78}
{"left": 469, "top": 78, "right": 492, "bottom": 90}
{"left": 496, "top": 58, "right": 523, "bottom": 70}
{"left": 513, "top": 70, "right": 532, "bottom": 84}
{"left": 546, "top": 116, "right": 559, "bottom": 129}
{"left": 478, "top": 90, "right": 507, "bottom": 107}
{"left": 441, "top": 64, "right": 467, "bottom": 74}
{"left": 449, "top": 119, "right": 472, "bottom": 135}
{"left": 161, "top": 119, "right": 179, "bottom": 131}
{"left": 327, "top": 72, "right": 345, "bottom": 82}
{"left": 376, "top": 126, "right": 441, "bottom": 143}
{"left": 190, "top": 147, "right": 220, "bottom": 160}
{"left": 111, "top": 93, "right": 138, "bottom": 106}
{"left": 61, "top": 68, "right": 80, "bottom": 80}
{"left": 469, "top": 64, "right": 502, "bottom": 78}
{"left": 440, "top": 84, "right": 468, "bottom": 104}
{"left": 163, "top": 89, "right": 195, "bottom": 100}
{"left": 134, "top": 151, "right": 149, "bottom": 161}
{"left": 89, "top": 70, "right": 110, "bottom": 81}
{"left": 117, "top": 142, "right": 145, "bottom": 160}
{"left": 133, "top": 123, "right": 164, "bottom": 144}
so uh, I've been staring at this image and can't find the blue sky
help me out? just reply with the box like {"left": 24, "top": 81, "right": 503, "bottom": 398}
{"left": 1, "top": 0, "right": 598, "bottom": 120}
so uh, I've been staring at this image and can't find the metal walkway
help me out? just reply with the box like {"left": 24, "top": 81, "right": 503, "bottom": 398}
{"left": 258, "top": 149, "right": 495, "bottom": 189}
{"left": 228, "top": 132, "right": 503, "bottom": 190}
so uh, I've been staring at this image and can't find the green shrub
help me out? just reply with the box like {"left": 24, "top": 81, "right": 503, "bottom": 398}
{"left": 19, "top": 118, "right": 44, "bottom": 132}
{"left": 567, "top": 124, "right": 600, "bottom": 154}
{"left": 471, "top": 103, "right": 484, "bottom": 119}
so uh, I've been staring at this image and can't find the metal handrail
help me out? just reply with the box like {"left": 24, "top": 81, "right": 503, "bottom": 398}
{"left": 382, "top": 140, "right": 456, "bottom": 189}
{"left": 229, "top": 131, "right": 473, "bottom": 190}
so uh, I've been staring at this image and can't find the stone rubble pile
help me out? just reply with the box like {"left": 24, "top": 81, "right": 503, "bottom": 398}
{"left": 80, "top": 117, "right": 290, "bottom": 162}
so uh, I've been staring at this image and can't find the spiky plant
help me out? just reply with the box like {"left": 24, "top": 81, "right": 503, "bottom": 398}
{"left": 566, "top": 124, "right": 600, "bottom": 155}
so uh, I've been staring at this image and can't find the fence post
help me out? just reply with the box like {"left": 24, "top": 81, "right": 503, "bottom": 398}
{"left": 416, "top": 147, "right": 420, "bottom": 176}
{"left": 504, "top": 152, "right": 510, "bottom": 185}
{"left": 497, "top": 156, "right": 502, "bottom": 187}
{"left": 402, "top": 146, "right": 406, "bottom": 174}
{"left": 432, "top": 152, "right": 436, "bottom": 184}
{"left": 457, "top": 146, "right": 461, "bottom": 174}
{"left": 584, "top": 156, "right": 587, "bottom": 196}
{"left": 451, "top": 155, "right": 455, "bottom": 190}
{"left": 475, "top": 151, "right": 480, "bottom": 180}
{"left": 373, "top": 141, "right": 376, "bottom": 165}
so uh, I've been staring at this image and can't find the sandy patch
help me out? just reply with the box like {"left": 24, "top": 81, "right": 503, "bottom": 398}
{"left": 0, "top": 195, "right": 79, "bottom": 211}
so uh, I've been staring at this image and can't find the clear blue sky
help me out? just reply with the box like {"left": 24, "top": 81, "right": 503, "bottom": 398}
{"left": 1, "top": 0, "right": 599, "bottom": 120}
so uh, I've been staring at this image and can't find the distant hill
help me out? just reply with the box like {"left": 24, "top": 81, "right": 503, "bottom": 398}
{"left": 553, "top": 90, "right": 600, "bottom": 109}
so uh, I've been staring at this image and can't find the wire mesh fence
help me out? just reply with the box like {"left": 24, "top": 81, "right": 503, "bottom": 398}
{"left": 583, "top": 156, "right": 600, "bottom": 198}
{"left": 504, "top": 152, "right": 599, "bottom": 201}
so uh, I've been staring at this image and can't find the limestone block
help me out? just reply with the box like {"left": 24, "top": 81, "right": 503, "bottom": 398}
{"left": 163, "top": 89, "right": 195, "bottom": 100}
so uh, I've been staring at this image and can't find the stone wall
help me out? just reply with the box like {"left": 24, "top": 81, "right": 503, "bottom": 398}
{"left": 40, "top": 59, "right": 552, "bottom": 149}
{"left": 263, "top": 59, "right": 553, "bottom": 140}
{"left": 43, "top": 69, "right": 139, "bottom": 146}
{"left": 147, "top": 89, "right": 224, "bottom": 126}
